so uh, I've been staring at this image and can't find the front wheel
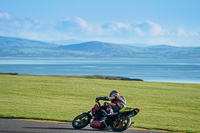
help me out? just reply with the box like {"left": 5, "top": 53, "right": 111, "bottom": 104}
{"left": 110, "top": 116, "right": 131, "bottom": 132}
{"left": 72, "top": 113, "right": 91, "bottom": 129}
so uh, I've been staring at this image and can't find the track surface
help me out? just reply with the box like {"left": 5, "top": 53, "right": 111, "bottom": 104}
{"left": 0, "top": 118, "right": 175, "bottom": 133}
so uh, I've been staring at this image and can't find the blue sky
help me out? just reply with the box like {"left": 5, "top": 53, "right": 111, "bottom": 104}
{"left": 0, "top": 0, "right": 200, "bottom": 46}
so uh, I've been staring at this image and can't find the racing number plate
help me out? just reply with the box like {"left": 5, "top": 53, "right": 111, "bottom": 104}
{"left": 120, "top": 107, "right": 134, "bottom": 112}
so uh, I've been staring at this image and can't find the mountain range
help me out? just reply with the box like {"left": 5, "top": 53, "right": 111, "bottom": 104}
{"left": 0, "top": 36, "right": 200, "bottom": 59}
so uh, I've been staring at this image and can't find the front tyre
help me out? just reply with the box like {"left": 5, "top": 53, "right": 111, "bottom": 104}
{"left": 72, "top": 113, "right": 91, "bottom": 129}
{"left": 110, "top": 116, "right": 131, "bottom": 132}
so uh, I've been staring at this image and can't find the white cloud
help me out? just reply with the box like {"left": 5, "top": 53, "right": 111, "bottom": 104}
{"left": 177, "top": 28, "right": 199, "bottom": 38}
{"left": 0, "top": 13, "right": 199, "bottom": 46}
{"left": 56, "top": 17, "right": 99, "bottom": 34}
{"left": 134, "top": 21, "right": 165, "bottom": 36}
{"left": 0, "top": 13, "right": 43, "bottom": 32}
{"left": 62, "top": 17, "right": 87, "bottom": 29}
{"left": 177, "top": 27, "right": 187, "bottom": 37}
{"left": 56, "top": 17, "right": 133, "bottom": 35}
{"left": 134, "top": 27, "right": 146, "bottom": 36}
{"left": 147, "top": 21, "right": 165, "bottom": 36}
{"left": 102, "top": 22, "right": 131, "bottom": 32}
{"left": 0, "top": 12, "right": 10, "bottom": 19}
{"left": 56, "top": 18, "right": 132, "bottom": 36}
{"left": 189, "top": 32, "right": 199, "bottom": 36}
{"left": 0, "top": 12, "right": 46, "bottom": 41}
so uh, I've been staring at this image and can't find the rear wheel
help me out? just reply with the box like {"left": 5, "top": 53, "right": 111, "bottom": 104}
{"left": 110, "top": 116, "right": 131, "bottom": 132}
{"left": 72, "top": 113, "right": 91, "bottom": 129}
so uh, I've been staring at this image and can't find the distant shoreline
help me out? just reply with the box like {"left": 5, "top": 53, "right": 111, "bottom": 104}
{"left": 0, "top": 72, "right": 143, "bottom": 81}
{"left": 1, "top": 72, "right": 200, "bottom": 84}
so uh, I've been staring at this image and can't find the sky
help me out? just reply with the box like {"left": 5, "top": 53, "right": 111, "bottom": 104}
{"left": 0, "top": 0, "right": 200, "bottom": 46}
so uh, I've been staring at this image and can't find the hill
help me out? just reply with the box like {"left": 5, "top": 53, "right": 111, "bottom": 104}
{"left": 0, "top": 36, "right": 58, "bottom": 57}
{"left": 58, "top": 41, "right": 136, "bottom": 58}
{"left": 0, "top": 36, "right": 200, "bottom": 58}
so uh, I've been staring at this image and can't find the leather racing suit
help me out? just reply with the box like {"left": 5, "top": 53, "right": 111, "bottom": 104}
{"left": 98, "top": 95, "right": 126, "bottom": 112}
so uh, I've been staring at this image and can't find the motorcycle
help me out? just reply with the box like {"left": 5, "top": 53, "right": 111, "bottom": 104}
{"left": 72, "top": 99, "right": 139, "bottom": 132}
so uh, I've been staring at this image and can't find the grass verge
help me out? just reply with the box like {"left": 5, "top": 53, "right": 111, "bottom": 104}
{"left": 0, "top": 74, "right": 199, "bottom": 133}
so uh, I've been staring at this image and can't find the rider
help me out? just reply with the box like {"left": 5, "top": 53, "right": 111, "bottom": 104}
{"left": 96, "top": 90, "right": 126, "bottom": 114}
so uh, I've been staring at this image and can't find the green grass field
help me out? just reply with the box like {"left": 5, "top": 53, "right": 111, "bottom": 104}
{"left": 0, "top": 74, "right": 199, "bottom": 133}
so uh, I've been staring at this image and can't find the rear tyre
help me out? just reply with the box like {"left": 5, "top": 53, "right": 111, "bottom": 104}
{"left": 72, "top": 113, "right": 91, "bottom": 129}
{"left": 110, "top": 116, "right": 131, "bottom": 132}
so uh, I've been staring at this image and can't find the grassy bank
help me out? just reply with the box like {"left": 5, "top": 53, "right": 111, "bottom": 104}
{"left": 0, "top": 74, "right": 199, "bottom": 132}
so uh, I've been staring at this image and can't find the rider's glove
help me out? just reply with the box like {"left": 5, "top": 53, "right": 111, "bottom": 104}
{"left": 96, "top": 97, "right": 101, "bottom": 101}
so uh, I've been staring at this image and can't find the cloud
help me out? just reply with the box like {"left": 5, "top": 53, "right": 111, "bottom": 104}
{"left": 0, "top": 13, "right": 199, "bottom": 46}
{"left": 102, "top": 22, "right": 131, "bottom": 31}
{"left": 100, "top": 22, "right": 132, "bottom": 37}
{"left": 177, "top": 27, "right": 187, "bottom": 37}
{"left": 0, "top": 13, "right": 43, "bottom": 33}
{"left": 134, "top": 27, "right": 146, "bottom": 36}
{"left": 177, "top": 27, "right": 200, "bottom": 37}
{"left": 134, "top": 21, "right": 165, "bottom": 36}
{"left": 56, "top": 17, "right": 102, "bottom": 35}
{"left": 148, "top": 21, "right": 164, "bottom": 36}
{"left": 56, "top": 17, "right": 133, "bottom": 36}
{"left": 0, "top": 12, "right": 45, "bottom": 40}
{"left": 61, "top": 17, "right": 87, "bottom": 29}
{"left": 0, "top": 12, "right": 10, "bottom": 19}
{"left": 189, "top": 32, "right": 199, "bottom": 36}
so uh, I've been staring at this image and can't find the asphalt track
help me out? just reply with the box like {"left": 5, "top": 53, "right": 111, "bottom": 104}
{"left": 0, "top": 118, "right": 180, "bottom": 133}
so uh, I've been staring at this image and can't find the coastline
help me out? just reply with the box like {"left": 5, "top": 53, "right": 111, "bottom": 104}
{"left": 1, "top": 72, "right": 200, "bottom": 84}
{"left": 0, "top": 72, "right": 143, "bottom": 81}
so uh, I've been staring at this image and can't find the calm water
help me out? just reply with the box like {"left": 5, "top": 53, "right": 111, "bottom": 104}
{"left": 0, "top": 58, "right": 200, "bottom": 83}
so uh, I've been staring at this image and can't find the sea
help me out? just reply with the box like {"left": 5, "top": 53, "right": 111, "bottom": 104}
{"left": 0, "top": 58, "right": 200, "bottom": 84}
